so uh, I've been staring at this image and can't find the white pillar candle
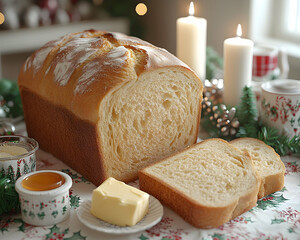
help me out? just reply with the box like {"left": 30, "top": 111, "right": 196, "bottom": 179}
{"left": 176, "top": 2, "right": 207, "bottom": 81}
{"left": 223, "top": 24, "right": 254, "bottom": 106}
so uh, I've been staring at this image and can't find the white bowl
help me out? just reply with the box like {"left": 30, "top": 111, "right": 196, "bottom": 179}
{"left": 15, "top": 170, "right": 72, "bottom": 226}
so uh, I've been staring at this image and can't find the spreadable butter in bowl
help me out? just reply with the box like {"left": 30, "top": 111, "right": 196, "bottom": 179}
{"left": 261, "top": 79, "right": 300, "bottom": 138}
{"left": 15, "top": 170, "right": 72, "bottom": 226}
{"left": 0, "top": 135, "right": 38, "bottom": 181}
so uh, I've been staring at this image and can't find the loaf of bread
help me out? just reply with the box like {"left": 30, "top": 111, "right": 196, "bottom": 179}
{"left": 139, "top": 138, "right": 260, "bottom": 229}
{"left": 230, "top": 138, "right": 285, "bottom": 199}
{"left": 18, "top": 30, "right": 203, "bottom": 185}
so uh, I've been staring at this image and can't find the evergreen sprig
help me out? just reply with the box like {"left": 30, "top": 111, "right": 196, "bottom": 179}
{"left": 258, "top": 126, "right": 300, "bottom": 156}
{"left": 202, "top": 85, "right": 300, "bottom": 156}
{"left": 236, "top": 86, "right": 258, "bottom": 138}
{"left": 0, "top": 172, "right": 20, "bottom": 215}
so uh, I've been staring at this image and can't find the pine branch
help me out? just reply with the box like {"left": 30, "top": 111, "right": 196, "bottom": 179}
{"left": 237, "top": 86, "right": 258, "bottom": 138}
{"left": 0, "top": 174, "right": 20, "bottom": 215}
{"left": 258, "top": 125, "right": 300, "bottom": 156}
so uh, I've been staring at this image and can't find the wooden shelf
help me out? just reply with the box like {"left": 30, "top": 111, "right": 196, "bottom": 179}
{"left": 0, "top": 18, "right": 130, "bottom": 55}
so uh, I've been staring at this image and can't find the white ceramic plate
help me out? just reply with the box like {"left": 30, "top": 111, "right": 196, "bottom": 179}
{"left": 76, "top": 196, "right": 163, "bottom": 234}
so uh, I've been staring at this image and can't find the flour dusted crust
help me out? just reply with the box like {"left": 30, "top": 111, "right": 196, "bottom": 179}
{"left": 20, "top": 30, "right": 190, "bottom": 123}
{"left": 19, "top": 30, "right": 203, "bottom": 185}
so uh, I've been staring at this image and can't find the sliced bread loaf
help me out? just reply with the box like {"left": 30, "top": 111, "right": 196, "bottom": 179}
{"left": 139, "top": 138, "right": 260, "bottom": 229}
{"left": 230, "top": 138, "right": 285, "bottom": 199}
{"left": 18, "top": 30, "right": 203, "bottom": 185}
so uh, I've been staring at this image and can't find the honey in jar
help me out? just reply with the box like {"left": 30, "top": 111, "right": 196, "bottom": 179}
{"left": 22, "top": 172, "right": 65, "bottom": 191}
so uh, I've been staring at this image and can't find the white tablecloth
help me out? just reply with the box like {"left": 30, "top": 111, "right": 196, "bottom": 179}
{"left": 1, "top": 149, "right": 300, "bottom": 240}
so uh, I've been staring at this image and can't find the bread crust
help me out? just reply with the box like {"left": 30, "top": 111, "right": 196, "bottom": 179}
{"left": 20, "top": 88, "right": 108, "bottom": 185}
{"left": 139, "top": 171, "right": 237, "bottom": 228}
{"left": 18, "top": 30, "right": 194, "bottom": 123}
{"left": 230, "top": 137, "right": 285, "bottom": 198}
{"left": 139, "top": 138, "right": 260, "bottom": 228}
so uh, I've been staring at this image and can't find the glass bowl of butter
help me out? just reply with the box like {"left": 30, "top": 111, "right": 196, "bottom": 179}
{"left": 0, "top": 135, "right": 39, "bottom": 181}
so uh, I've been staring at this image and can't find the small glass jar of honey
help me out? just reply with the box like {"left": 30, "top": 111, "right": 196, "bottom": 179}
{"left": 15, "top": 170, "right": 72, "bottom": 226}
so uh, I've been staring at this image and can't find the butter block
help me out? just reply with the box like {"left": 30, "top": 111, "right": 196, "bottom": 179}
{"left": 90, "top": 177, "right": 149, "bottom": 226}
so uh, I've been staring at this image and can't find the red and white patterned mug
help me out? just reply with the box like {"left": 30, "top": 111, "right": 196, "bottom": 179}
{"left": 260, "top": 79, "right": 300, "bottom": 138}
{"left": 252, "top": 44, "right": 289, "bottom": 82}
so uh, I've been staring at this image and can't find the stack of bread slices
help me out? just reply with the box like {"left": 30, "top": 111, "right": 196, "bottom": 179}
{"left": 139, "top": 137, "right": 285, "bottom": 229}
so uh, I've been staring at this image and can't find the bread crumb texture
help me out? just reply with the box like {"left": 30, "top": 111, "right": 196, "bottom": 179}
{"left": 230, "top": 138, "right": 285, "bottom": 198}
{"left": 142, "top": 139, "right": 259, "bottom": 207}
{"left": 231, "top": 138, "right": 284, "bottom": 178}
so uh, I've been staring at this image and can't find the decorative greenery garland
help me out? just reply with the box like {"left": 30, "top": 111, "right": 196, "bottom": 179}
{"left": 0, "top": 172, "right": 20, "bottom": 215}
{"left": 202, "top": 85, "right": 300, "bottom": 156}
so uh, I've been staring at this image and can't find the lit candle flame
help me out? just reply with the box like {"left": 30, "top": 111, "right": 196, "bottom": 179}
{"left": 237, "top": 24, "right": 242, "bottom": 37}
{"left": 189, "top": 2, "right": 195, "bottom": 16}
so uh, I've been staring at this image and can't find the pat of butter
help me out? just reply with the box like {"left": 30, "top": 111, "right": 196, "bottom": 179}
{"left": 0, "top": 145, "right": 28, "bottom": 158}
{"left": 90, "top": 177, "right": 149, "bottom": 226}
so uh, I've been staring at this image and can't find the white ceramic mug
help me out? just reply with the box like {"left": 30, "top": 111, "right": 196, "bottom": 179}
{"left": 260, "top": 79, "right": 300, "bottom": 138}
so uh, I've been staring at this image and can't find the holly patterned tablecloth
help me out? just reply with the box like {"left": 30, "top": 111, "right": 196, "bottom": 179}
{"left": 1, "top": 149, "right": 300, "bottom": 240}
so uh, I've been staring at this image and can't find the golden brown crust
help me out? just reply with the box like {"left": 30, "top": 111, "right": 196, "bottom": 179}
{"left": 19, "top": 30, "right": 192, "bottom": 123}
{"left": 21, "top": 87, "right": 143, "bottom": 185}
{"left": 263, "top": 172, "right": 285, "bottom": 197}
{"left": 139, "top": 170, "right": 239, "bottom": 229}
{"left": 20, "top": 88, "right": 108, "bottom": 185}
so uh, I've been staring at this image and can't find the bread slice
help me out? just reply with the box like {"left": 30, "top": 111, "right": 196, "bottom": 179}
{"left": 230, "top": 138, "right": 285, "bottom": 199}
{"left": 139, "top": 138, "right": 260, "bottom": 229}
